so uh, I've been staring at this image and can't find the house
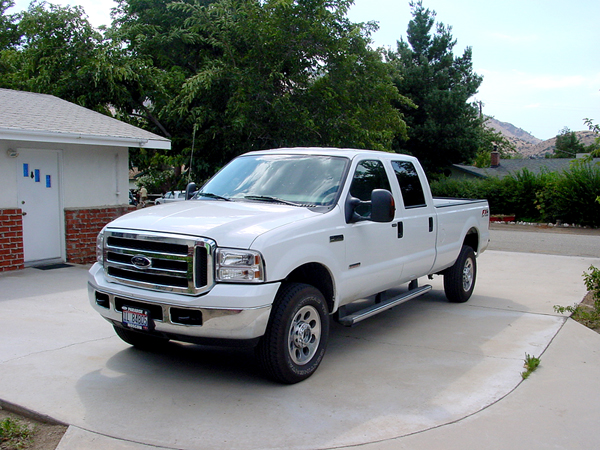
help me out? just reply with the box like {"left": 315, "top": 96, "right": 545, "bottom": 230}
{"left": 0, "top": 88, "right": 171, "bottom": 272}
{"left": 450, "top": 151, "right": 600, "bottom": 180}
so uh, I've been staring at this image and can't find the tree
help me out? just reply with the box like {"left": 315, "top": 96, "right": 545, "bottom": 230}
{"left": 0, "top": 0, "right": 20, "bottom": 50}
{"left": 471, "top": 117, "right": 517, "bottom": 168}
{"left": 111, "top": 0, "right": 408, "bottom": 182}
{"left": 386, "top": 0, "right": 483, "bottom": 173}
{"left": 553, "top": 126, "right": 585, "bottom": 158}
{"left": 0, "top": 1, "right": 153, "bottom": 119}
{"left": 0, "top": 0, "right": 23, "bottom": 86}
{"left": 0, "top": 2, "right": 99, "bottom": 102}
{"left": 584, "top": 118, "right": 600, "bottom": 156}
{"left": 472, "top": 126, "right": 516, "bottom": 168}
{"left": 3, "top": 0, "right": 409, "bottom": 190}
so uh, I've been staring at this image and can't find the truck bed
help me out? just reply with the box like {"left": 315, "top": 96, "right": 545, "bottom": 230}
{"left": 433, "top": 197, "right": 488, "bottom": 209}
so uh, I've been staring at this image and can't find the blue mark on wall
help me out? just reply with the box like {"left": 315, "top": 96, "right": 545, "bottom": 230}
{"left": 46, "top": 175, "right": 52, "bottom": 188}
{"left": 23, "top": 163, "right": 28, "bottom": 177}
{"left": 34, "top": 169, "right": 40, "bottom": 182}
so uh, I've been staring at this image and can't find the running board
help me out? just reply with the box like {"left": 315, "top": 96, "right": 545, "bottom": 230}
{"left": 338, "top": 285, "right": 432, "bottom": 327}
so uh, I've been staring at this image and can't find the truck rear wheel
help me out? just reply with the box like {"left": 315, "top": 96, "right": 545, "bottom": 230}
{"left": 444, "top": 245, "right": 476, "bottom": 303}
{"left": 113, "top": 325, "right": 169, "bottom": 350}
{"left": 256, "top": 283, "right": 329, "bottom": 384}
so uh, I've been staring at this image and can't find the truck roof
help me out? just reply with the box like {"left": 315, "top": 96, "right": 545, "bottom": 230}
{"left": 243, "top": 147, "right": 418, "bottom": 162}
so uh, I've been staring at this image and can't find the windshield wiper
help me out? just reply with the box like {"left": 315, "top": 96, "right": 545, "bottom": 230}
{"left": 244, "top": 195, "right": 301, "bottom": 206}
{"left": 196, "top": 192, "right": 231, "bottom": 201}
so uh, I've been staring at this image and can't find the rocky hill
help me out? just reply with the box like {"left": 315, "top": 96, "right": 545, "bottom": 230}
{"left": 485, "top": 117, "right": 595, "bottom": 158}
{"left": 526, "top": 131, "right": 598, "bottom": 157}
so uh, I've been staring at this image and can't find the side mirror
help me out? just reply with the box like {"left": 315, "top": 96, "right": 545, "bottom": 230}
{"left": 185, "top": 182, "right": 197, "bottom": 200}
{"left": 345, "top": 189, "right": 395, "bottom": 224}
{"left": 370, "top": 189, "right": 395, "bottom": 223}
{"left": 345, "top": 196, "right": 362, "bottom": 223}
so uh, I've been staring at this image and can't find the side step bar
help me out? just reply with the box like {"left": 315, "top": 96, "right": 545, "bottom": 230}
{"left": 338, "top": 285, "right": 432, "bottom": 327}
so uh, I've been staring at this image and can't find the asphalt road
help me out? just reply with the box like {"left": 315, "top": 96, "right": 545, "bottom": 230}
{"left": 488, "top": 223, "right": 600, "bottom": 257}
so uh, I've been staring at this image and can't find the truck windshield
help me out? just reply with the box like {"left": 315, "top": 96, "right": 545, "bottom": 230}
{"left": 198, "top": 154, "right": 348, "bottom": 206}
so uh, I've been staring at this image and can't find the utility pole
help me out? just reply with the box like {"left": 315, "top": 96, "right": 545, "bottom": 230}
{"left": 477, "top": 100, "right": 484, "bottom": 118}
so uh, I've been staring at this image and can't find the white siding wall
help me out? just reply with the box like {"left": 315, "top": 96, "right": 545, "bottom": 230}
{"left": 62, "top": 144, "right": 129, "bottom": 208}
{"left": 0, "top": 141, "right": 19, "bottom": 209}
{"left": 0, "top": 139, "right": 129, "bottom": 209}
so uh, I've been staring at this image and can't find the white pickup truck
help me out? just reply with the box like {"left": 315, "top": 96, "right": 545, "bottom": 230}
{"left": 89, "top": 148, "right": 490, "bottom": 383}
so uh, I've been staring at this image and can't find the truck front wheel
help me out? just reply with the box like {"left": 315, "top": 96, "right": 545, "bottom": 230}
{"left": 444, "top": 245, "right": 477, "bottom": 303}
{"left": 257, "top": 283, "right": 329, "bottom": 384}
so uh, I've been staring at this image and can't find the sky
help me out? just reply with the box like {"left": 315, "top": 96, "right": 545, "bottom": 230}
{"left": 8, "top": 0, "right": 600, "bottom": 140}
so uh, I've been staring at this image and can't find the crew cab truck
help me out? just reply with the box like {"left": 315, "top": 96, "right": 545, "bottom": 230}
{"left": 89, "top": 148, "right": 490, "bottom": 384}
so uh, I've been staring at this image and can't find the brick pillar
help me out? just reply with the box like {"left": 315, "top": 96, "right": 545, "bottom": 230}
{"left": 0, "top": 209, "right": 25, "bottom": 272}
{"left": 64, "top": 206, "right": 134, "bottom": 264}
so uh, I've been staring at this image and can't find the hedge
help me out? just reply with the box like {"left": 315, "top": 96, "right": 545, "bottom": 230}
{"left": 430, "top": 160, "right": 600, "bottom": 227}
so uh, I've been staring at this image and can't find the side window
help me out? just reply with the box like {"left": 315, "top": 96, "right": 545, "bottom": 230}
{"left": 349, "top": 160, "right": 391, "bottom": 217}
{"left": 392, "top": 161, "right": 426, "bottom": 208}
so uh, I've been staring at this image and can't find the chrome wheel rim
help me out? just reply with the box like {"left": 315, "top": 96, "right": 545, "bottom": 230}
{"left": 288, "top": 305, "right": 321, "bottom": 365}
{"left": 462, "top": 257, "right": 474, "bottom": 292}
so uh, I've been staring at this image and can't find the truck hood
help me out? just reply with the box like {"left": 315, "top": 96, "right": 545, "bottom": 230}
{"left": 107, "top": 200, "right": 320, "bottom": 248}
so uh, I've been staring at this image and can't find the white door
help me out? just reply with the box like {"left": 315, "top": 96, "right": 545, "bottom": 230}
{"left": 16, "top": 150, "right": 62, "bottom": 263}
{"left": 390, "top": 160, "right": 437, "bottom": 280}
{"left": 342, "top": 159, "right": 404, "bottom": 300}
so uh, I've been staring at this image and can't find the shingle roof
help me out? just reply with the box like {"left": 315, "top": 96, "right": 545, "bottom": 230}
{"left": 0, "top": 89, "right": 170, "bottom": 149}
{"left": 453, "top": 157, "right": 600, "bottom": 179}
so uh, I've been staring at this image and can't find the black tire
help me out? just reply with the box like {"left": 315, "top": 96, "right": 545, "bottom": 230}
{"left": 113, "top": 325, "right": 169, "bottom": 350}
{"left": 256, "top": 283, "right": 330, "bottom": 384}
{"left": 444, "top": 245, "right": 477, "bottom": 303}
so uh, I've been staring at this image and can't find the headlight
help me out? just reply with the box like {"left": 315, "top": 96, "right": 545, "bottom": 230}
{"left": 215, "top": 249, "right": 264, "bottom": 283}
{"left": 96, "top": 230, "right": 105, "bottom": 265}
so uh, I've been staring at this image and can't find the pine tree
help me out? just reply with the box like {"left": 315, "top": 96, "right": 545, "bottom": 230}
{"left": 387, "top": 1, "right": 483, "bottom": 173}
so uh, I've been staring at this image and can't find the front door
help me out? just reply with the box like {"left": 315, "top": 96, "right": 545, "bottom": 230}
{"left": 16, "top": 149, "right": 62, "bottom": 263}
{"left": 342, "top": 159, "right": 403, "bottom": 300}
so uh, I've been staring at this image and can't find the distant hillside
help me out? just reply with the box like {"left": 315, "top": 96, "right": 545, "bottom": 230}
{"left": 484, "top": 117, "right": 595, "bottom": 157}
{"left": 485, "top": 117, "right": 541, "bottom": 144}
{"left": 527, "top": 131, "right": 598, "bottom": 157}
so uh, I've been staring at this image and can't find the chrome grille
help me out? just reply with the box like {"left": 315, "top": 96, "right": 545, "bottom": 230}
{"left": 103, "top": 229, "right": 215, "bottom": 295}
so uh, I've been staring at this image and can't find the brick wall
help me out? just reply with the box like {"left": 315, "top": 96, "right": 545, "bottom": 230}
{"left": 65, "top": 206, "right": 133, "bottom": 264}
{"left": 0, "top": 209, "right": 25, "bottom": 272}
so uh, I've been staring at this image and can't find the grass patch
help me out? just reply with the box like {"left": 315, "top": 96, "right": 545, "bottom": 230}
{"left": 0, "top": 416, "right": 33, "bottom": 449}
{"left": 521, "top": 353, "right": 541, "bottom": 379}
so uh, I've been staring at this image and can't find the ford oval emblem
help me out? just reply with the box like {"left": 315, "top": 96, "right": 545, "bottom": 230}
{"left": 131, "top": 255, "right": 152, "bottom": 270}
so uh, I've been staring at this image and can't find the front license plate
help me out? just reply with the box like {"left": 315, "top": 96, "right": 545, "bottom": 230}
{"left": 122, "top": 305, "right": 151, "bottom": 331}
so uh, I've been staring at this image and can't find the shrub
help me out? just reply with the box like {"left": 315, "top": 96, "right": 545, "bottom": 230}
{"left": 554, "top": 265, "right": 600, "bottom": 331}
{"left": 432, "top": 162, "right": 600, "bottom": 225}
{"left": 506, "top": 169, "right": 554, "bottom": 221}
{"left": 551, "top": 161, "right": 600, "bottom": 226}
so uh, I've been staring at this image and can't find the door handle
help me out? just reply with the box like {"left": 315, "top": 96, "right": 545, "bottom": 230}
{"left": 397, "top": 221, "right": 403, "bottom": 238}
{"left": 22, "top": 212, "right": 27, "bottom": 216}
{"left": 429, "top": 217, "right": 434, "bottom": 232}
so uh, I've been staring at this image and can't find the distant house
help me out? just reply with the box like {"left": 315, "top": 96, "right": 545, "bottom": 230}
{"left": 0, "top": 88, "right": 170, "bottom": 272}
{"left": 450, "top": 152, "right": 600, "bottom": 180}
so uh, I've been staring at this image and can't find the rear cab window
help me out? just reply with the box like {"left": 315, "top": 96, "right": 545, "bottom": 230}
{"left": 391, "top": 161, "right": 427, "bottom": 209}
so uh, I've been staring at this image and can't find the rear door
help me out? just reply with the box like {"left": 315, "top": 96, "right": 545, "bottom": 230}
{"left": 390, "top": 160, "right": 436, "bottom": 279}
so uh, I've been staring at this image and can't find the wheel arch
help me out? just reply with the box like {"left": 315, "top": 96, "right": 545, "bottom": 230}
{"left": 463, "top": 227, "right": 479, "bottom": 253}
{"left": 282, "top": 263, "right": 335, "bottom": 314}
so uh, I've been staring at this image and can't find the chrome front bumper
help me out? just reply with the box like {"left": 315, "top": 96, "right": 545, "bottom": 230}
{"left": 88, "top": 263, "right": 277, "bottom": 341}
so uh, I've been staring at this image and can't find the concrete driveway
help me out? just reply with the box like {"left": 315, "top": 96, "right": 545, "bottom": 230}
{"left": 1, "top": 246, "right": 599, "bottom": 449}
